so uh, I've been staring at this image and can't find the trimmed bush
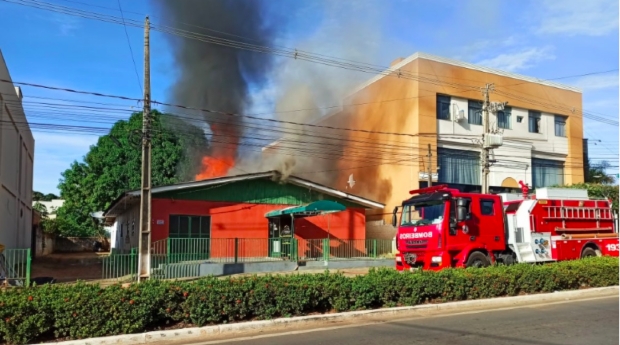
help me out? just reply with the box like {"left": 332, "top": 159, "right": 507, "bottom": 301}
{"left": 0, "top": 257, "right": 617, "bottom": 344}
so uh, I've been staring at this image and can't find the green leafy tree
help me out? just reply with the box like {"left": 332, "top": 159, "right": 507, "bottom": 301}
{"left": 33, "top": 191, "right": 45, "bottom": 202}
{"left": 559, "top": 183, "right": 619, "bottom": 211}
{"left": 585, "top": 160, "right": 615, "bottom": 184}
{"left": 56, "top": 110, "right": 208, "bottom": 236}
{"left": 33, "top": 192, "right": 59, "bottom": 201}
{"left": 33, "top": 201, "right": 48, "bottom": 215}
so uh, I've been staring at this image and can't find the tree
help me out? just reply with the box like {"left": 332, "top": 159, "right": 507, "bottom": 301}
{"left": 33, "top": 192, "right": 59, "bottom": 201}
{"left": 33, "top": 201, "right": 48, "bottom": 216}
{"left": 585, "top": 160, "right": 615, "bottom": 185}
{"left": 33, "top": 191, "right": 45, "bottom": 202}
{"left": 56, "top": 110, "right": 208, "bottom": 236}
{"left": 560, "top": 183, "right": 619, "bottom": 211}
{"left": 33, "top": 201, "right": 65, "bottom": 235}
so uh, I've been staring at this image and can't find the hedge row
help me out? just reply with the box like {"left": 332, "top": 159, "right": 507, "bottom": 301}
{"left": 1, "top": 257, "right": 618, "bottom": 344}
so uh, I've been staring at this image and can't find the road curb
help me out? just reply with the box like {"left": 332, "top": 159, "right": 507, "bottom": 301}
{"left": 49, "top": 286, "right": 619, "bottom": 345}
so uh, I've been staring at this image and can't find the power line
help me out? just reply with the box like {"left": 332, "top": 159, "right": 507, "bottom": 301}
{"left": 0, "top": 79, "right": 476, "bottom": 139}
{"left": 4, "top": 0, "right": 618, "bottom": 127}
{"left": 116, "top": 0, "right": 141, "bottom": 94}
{"left": 3, "top": 92, "right": 612, "bottom": 164}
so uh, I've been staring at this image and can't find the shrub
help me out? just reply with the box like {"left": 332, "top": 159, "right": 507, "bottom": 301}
{"left": 0, "top": 257, "right": 617, "bottom": 344}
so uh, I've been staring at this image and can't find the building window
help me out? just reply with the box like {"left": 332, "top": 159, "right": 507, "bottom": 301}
{"left": 480, "top": 199, "right": 495, "bottom": 216}
{"left": 436, "top": 95, "right": 451, "bottom": 120}
{"left": 468, "top": 100, "right": 482, "bottom": 125}
{"left": 554, "top": 115, "right": 567, "bottom": 137}
{"left": 528, "top": 110, "right": 541, "bottom": 133}
{"left": 438, "top": 148, "right": 480, "bottom": 185}
{"left": 169, "top": 215, "right": 211, "bottom": 239}
{"left": 532, "top": 158, "right": 564, "bottom": 188}
{"left": 497, "top": 107, "right": 511, "bottom": 129}
{"left": 517, "top": 116, "right": 523, "bottom": 123}
{"left": 124, "top": 222, "right": 130, "bottom": 244}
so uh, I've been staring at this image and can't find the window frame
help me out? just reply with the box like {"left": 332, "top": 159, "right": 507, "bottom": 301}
{"left": 532, "top": 158, "right": 565, "bottom": 188}
{"left": 497, "top": 106, "right": 512, "bottom": 129}
{"left": 480, "top": 199, "right": 495, "bottom": 216}
{"left": 124, "top": 222, "right": 130, "bottom": 244}
{"left": 436, "top": 95, "right": 451, "bottom": 121}
{"left": 169, "top": 214, "right": 212, "bottom": 239}
{"left": 468, "top": 100, "right": 482, "bottom": 125}
{"left": 528, "top": 110, "right": 541, "bottom": 133}
{"left": 554, "top": 115, "right": 567, "bottom": 137}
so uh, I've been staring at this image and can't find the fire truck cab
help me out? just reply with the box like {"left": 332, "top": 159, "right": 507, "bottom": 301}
{"left": 393, "top": 185, "right": 618, "bottom": 271}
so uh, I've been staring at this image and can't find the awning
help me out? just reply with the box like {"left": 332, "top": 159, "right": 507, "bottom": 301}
{"left": 265, "top": 200, "right": 346, "bottom": 218}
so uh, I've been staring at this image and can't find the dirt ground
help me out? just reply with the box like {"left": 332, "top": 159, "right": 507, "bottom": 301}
{"left": 31, "top": 252, "right": 106, "bottom": 283}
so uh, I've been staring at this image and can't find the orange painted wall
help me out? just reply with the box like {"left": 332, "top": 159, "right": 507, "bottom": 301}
{"left": 150, "top": 198, "right": 367, "bottom": 258}
{"left": 152, "top": 198, "right": 366, "bottom": 240}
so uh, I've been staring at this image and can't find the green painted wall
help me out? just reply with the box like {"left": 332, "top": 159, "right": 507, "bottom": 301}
{"left": 155, "top": 178, "right": 365, "bottom": 208}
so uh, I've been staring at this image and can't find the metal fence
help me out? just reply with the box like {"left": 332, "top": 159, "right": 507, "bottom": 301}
{"left": 0, "top": 248, "right": 31, "bottom": 287}
{"left": 102, "top": 248, "right": 137, "bottom": 282}
{"left": 102, "top": 238, "right": 395, "bottom": 281}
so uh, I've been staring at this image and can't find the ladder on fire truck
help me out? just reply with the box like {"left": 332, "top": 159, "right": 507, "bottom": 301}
{"left": 543, "top": 200, "right": 615, "bottom": 232}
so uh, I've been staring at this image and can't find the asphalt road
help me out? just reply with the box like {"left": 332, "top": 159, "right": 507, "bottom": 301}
{"left": 196, "top": 296, "right": 619, "bottom": 345}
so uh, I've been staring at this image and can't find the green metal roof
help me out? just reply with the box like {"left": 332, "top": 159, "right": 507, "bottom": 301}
{"left": 104, "top": 171, "right": 385, "bottom": 217}
{"left": 265, "top": 200, "right": 346, "bottom": 218}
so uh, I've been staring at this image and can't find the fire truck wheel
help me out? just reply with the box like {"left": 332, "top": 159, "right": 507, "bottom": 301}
{"left": 466, "top": 251, "right": 490, "bottom": 268}
{"left": 581, "top": 247, "right": 601, "bottom": 258}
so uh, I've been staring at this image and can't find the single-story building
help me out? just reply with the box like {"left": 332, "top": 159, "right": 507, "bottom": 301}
{"left": 103, "top": 171, "right": 384, "bottom": 259}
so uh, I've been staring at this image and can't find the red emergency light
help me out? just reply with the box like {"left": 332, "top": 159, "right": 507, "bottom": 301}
{"left": 409, "top": 184, "right": 448, "bottom": 195}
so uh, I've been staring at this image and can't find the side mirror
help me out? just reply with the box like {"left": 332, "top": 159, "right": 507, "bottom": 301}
{"left": 391, "top": 206, "right": 398, "bottom": 227}
{"left": 449, "top": 217, "right": 457, "bottom": 229}
{"left": 456, "top": 198, "right": 471, "bottom": 221}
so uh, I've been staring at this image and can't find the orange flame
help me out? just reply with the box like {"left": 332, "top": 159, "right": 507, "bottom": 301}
{"left": 195, "top": 123, "right": 237, "bottom": 180}
{"left": 195, "top": 155, "right": 234, "bottom": 180}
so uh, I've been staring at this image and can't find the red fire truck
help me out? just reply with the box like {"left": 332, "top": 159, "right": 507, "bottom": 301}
{"left": 392, "top": 184, "right": 619, "bottom": 271}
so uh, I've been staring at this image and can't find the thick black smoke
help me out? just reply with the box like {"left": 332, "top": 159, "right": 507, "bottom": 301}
{"left": 152, "top": 0, "right": 279, "bottom": 177}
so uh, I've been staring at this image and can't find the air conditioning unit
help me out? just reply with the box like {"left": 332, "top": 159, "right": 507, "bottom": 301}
{"left": 483, "top": 133, "right": 503, "bottom": 148}
{"left": 453, "top": 109, "right": 466, "bottom": 122}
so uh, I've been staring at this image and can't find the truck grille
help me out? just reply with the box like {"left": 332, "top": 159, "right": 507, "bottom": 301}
{"left": 405, "top": 239, "right": 428, "bottom": 248}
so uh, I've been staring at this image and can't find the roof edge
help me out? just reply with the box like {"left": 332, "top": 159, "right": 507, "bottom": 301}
{"left": 104, "top": 171, "right": 385, "bottom": 217}
{"left": 344, "top": 52, "right": 581, "bottom": 98}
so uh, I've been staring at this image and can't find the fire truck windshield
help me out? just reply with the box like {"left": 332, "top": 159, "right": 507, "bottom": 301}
{"left": 400, "top": 201, "right": 445, "bottom": 226}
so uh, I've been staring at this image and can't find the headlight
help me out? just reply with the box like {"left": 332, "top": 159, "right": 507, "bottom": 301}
{"left": 396, "top": 256, "right": 402, "bottom": 262}
{"left": 431, "top": 256, "right": 442, "bottom": 263}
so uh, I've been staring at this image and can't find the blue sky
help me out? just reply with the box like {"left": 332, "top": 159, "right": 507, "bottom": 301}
{"left": 0, "top": 0, "right": 618, "bottom": 194}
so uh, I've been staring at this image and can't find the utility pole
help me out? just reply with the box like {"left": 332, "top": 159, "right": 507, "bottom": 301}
{"left": 480, "top": 84, "right": 508, "bottom": 194}
{"left": 427, "top": 143, "right": 433, "bottom": 187}
{"left": 481, "top": 83, "right": 492, "bottom": 194}
{"left": 137, "top": 16, "right": 151, "bottom": 281}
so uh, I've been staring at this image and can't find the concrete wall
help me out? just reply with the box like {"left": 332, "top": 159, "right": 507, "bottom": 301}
{"left": 34, "top": 232, "right": 54, "bottom": 257}
{"left": 365, "top": 220, "right": 397, "bottom": 240}
{"left": 54, "top": 237, "right": 105, "bottom": 253}
{"left": 32, "top": 210, "right": 54, "bottom": 257}
{"left": 199, "top": 259, "right": 394, "bottom": 277}
{"left": 0, "top": 50, "right": 34, "bottom": 249}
